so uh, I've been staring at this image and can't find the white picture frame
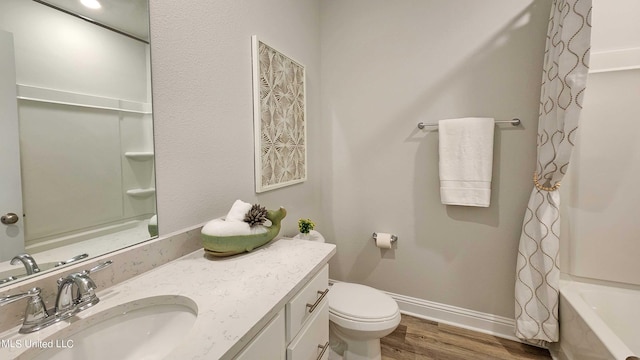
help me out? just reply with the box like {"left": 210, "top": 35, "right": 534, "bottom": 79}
{"left": 252, "top": 35, "right": 307, "bottom": 193}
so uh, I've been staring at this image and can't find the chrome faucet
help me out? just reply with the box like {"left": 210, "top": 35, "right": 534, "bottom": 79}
{"left": 55, "top": 260, "right": 112, "bottom": 315}
{"left": 0, "top": 260, "right": 112, "bottom": 334}
{"left": 55, "top": 272, "right": 98, "bottom": 314}
{"left": 10, "top": 253, "right": 41, "bottom": 275}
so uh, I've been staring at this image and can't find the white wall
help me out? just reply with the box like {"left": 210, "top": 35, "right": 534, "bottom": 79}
{"left": 149, "top": 0, "right": 323, "bottom": 237}
{"left": 590, "top": 0, "right": 640, "bottom": 53}
{"left": 561, "top": 0, "right": 640, "bottom": 286}
{"left": 151, "top": 0, "right": 640, "bottom": 322}
{"left": 320, "top": 0, "right": 549, "bottom": 318}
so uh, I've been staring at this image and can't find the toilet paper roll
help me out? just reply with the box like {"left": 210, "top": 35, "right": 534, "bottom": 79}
{"left": 375, "top": 233, "right": 394, "bottom": 249}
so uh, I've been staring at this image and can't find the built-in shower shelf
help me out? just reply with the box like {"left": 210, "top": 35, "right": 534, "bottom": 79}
{"left": 126, "top": 188, "right": 156, "bottom": 198}
{"left": 16, "top": 84, "right": 152, "bottom": 114}
{"left": 124, "top": 152, "right": 154, "bottom": 161}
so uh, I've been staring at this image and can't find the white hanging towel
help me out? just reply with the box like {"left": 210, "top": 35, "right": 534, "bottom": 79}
{"left": 438, "top": 117, "right": 495, "bottom": 207}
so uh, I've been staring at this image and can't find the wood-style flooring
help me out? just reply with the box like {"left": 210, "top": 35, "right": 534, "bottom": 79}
{"left": 380, "top": 314, "right": 552, "bottom": 360}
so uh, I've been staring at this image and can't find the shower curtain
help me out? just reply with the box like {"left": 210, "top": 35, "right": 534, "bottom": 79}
{"left": 514, "top": 0, "right": 591, "bottom": 344}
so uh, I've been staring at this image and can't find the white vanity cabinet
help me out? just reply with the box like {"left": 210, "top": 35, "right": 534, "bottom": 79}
{"left": 286, "top": 300, "right": 329, "bottom": 360}
{"left": 234, "top": 309, "right": 286, "bottom": 360}
{"left": 0, "top": 239, "right": 336, "bottom": 360}
{"left": 234, "top": 264, "right": 330, "bottom": 360}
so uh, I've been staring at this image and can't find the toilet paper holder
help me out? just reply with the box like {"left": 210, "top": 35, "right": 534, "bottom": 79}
{"left": 372, "top": 233, "right": 398, "bottom": 243}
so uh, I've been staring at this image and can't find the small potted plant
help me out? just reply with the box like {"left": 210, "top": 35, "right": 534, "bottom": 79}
{"left": 294, "top": 218, "right": 325, "bottom": 242}
{"left": 298, "top": 218, "right": 315, "bottom": 236}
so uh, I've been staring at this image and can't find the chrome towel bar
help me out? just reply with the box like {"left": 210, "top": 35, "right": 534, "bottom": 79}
{"left": 417, "top": 118, "right": 521, "bottom": 130}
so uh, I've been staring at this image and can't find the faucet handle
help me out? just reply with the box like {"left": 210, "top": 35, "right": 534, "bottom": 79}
{"left": 56, "top": 260, "right": 113, "bottom": 284}
{"left": 0, "top": 288, "right": 49, "bottom": 334}
{"left": 0, "top": 276, "right": 18, "bottom": 285}
{"left": 0, "top": 287, "right": 41, "bottom": 306}
{"left": 71, "top": 260, "right": 112, "bottom": 311}
{"left": 55, "top": 253, "right": 89, "bottom": 267}
{"left": 82, "top": 260, "right": 113, "bottom": 275}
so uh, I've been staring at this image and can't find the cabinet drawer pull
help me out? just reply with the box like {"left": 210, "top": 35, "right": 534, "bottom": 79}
{"left": 316, "top": 341, "right": 330, "bottom": 360}
{"left": 306, "top": 288, "right": 329, "bottom": 313}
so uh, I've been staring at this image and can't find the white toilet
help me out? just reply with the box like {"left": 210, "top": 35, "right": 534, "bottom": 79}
{"left": 328, "top": 282, "right": 401, "bottom": 360}
{"left": 295, "top": 231, "right": 401, "bottom": 360}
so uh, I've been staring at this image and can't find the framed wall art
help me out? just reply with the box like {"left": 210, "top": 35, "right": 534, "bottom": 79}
{"left": 251, "top": 35, "right": 307, "bottom": 193}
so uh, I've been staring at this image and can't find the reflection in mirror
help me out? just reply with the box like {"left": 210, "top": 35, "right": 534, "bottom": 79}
{"left": 0, "top": 0, "right": 156, "bottom": 287}
{"left": 33, "top": 0, "right": 150, "bottom": 43}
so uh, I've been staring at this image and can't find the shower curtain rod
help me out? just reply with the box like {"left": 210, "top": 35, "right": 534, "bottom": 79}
{"left": 417, "top": 118, "right": 521, "bottom": 129}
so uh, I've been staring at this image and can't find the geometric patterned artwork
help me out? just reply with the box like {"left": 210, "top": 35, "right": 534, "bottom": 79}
{"left": 252, "top": 36, "right": 307, "bottom": 192}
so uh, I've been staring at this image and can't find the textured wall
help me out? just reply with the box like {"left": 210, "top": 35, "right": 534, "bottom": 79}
{"left": 149, "top": 0, "right": 323, "bottom": 236}
{"left": 150, "top": 0, "right": 557, "bottom": 320}
{"left": 320, "top": 0, "right": 550, "bottom": 318}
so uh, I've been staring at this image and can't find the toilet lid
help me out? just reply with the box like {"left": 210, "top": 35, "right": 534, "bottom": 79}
{"left": 329, "top": 282, "right": 398, "bottom": 321}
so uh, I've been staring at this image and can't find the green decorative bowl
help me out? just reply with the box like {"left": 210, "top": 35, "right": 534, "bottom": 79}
{"left": 201, "top": 207, "right": 287, "bottom": 257}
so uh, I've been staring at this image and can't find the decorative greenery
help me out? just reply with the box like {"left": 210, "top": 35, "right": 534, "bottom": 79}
{"left": 298, "top": 218, "right": 315, "bottom": 234}
{"left": 244, "top": 204, "right": 268, "bottom": 227}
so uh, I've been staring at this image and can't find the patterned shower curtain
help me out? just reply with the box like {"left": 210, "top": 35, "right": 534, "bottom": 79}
{"left": 514, "top": 0, "right": 591, "bottom": 344}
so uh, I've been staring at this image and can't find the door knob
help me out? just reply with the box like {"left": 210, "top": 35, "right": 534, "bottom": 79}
{"left": 1, "top": 213, "right": 19, "bottom": 225}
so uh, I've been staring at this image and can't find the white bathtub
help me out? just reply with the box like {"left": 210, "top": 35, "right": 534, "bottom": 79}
{"left": 559, "top": 278, "right": 640, "bottom": 360}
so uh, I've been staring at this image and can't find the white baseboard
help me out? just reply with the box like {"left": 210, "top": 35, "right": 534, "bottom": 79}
{"left": 329, "top": 279, "right": 528, "bottom": 344}
{"left": 387, "top": 291, "right": 522, "bottom": 343}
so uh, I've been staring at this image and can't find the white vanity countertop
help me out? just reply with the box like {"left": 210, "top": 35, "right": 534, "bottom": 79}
{"left": 0, "top": 238, "right": 336, "bottom": 360}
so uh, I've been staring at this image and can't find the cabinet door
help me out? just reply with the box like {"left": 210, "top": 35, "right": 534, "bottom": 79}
{"left": 286, "top": 265, "right": 329, "bottom": 342}
{"left": 235, "top": 309, "right": 285, "bottom": 360}
{"left": 287, "top": 300, "right": 329, "bottom": 360}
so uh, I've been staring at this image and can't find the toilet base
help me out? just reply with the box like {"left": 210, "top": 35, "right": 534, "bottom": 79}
{"left": 329, "top": 322, "right": 385, "bottom": 360}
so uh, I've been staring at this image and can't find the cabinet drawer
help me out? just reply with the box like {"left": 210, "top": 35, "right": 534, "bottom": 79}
{"left": 234, "top": 309, "right": 285, "bottom": 360}
{"left": 286, "top": 264, "right": 329, "bottom": 342}
{"left": 286, "top": 300, "right": 329, "bottom": 360}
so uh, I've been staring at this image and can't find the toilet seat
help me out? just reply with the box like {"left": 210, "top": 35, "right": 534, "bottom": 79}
{"left": 329, "top": 282, "right": 401, "bottom": 332}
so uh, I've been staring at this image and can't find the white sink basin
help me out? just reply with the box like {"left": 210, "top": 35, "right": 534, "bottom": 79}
{"left": 19, "top": 295, "right": 197, "bottom": 360}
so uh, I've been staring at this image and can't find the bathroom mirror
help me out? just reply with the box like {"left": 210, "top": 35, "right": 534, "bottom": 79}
{"left": 0, "top": 0, "right": 156, "bottom": 287}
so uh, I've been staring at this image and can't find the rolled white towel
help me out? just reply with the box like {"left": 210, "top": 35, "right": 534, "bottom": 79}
{"left": 225, "top": 200, "right": 252, "bottom": 222}
{"left": 202, "top": 219, "right": 267, "bottom": 237}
